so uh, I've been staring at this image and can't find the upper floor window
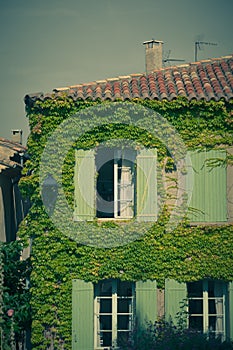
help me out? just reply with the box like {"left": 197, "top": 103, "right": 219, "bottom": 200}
{"left": 74, "top": 147, "right": 157, "bottom": 222}
{"left": 187, "top": 150, "right": 227, "bottom": 223}
{"left": 96, "top": 148, "right": 136, "bottom": 219}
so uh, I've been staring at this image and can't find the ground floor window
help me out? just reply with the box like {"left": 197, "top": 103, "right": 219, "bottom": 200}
{"left": 188, "top": 280, "right": 227, "bottom": 339}
{"left": 94, "top": 279, "right": 135, "bottom": 349}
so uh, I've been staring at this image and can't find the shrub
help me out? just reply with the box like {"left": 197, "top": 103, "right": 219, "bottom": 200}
{"left": 120, "top": 319, "right": 233, "bottom": 350}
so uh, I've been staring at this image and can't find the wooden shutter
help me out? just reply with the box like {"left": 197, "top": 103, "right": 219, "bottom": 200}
{"left": 72, "top": 279, "right": 94, "bottom": 350}
{"left": 229, "top": 282, "right": 233, "bottom": 341}
{"left": 74, "top": 149, "right": 95, "bottom": 221}
{"left": 187, "top": 150, "right": 227, "bottom": 222}
{"left": 136, "top": 280, "right": 157, "bottom": 329}
{"left": 136, "top": 148, "right": 157, "bottom": 222}
{"left": 165, "top": 279, "right": 187, "bottom": 327}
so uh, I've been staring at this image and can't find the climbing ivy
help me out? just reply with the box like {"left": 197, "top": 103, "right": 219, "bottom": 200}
{"left": 18, "top": 97, "right": 233, "bottom": 349}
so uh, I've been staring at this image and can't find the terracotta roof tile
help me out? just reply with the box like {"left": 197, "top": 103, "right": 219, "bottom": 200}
{"left": 0, "top": 138, "right": 27, "bottom": 177}
{"left": 24, "top": 55, "right": 233, "bottom": 106}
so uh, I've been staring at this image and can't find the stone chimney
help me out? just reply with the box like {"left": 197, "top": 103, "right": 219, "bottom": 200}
{"left": 143, "top": 39, "right": 164, "bottom": 73}
{"left": 11, "top": 129, "right": 23, "bottom": 144}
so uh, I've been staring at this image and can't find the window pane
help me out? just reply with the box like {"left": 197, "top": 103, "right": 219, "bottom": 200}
{"left": 209, "top": 316, "right": 223, "bottom": 332}
{"left": 118, "top": 298, "right": 132, "bottom": 313}
{"left": 99, "top": 315, "right": 112, "bottom": 331}
{"left": 99, "top": 280, "right": 112, "bottom": 296}
{"left": 189, "top": 299, "right": 203, "bottom": 314}
{"left": 189, "top": 316, "right": 203, "bottom": 331}
{"left": 100, "top": 298, "right": 112, "bottom": 313}
{"left": 188, "top": 281, "right": 203, "bottom": 297}
{"left": 118, "top": 315, "right": 130, "bottom": 330}
{"left": 96, "top": 148, "right": 114, "bottom": 218}
{"left": 118, "top": 281, "right": 133, "bottom": 296}
{"left": 99, "top": 331, "right": 112, "bottom": 347}
{"left": 117, "top": 331, "right": 131, "bottom": 347}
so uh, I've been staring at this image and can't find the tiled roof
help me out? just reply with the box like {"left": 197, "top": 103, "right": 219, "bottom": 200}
{"left": 25, "top": 55, "right": 233, "bottom": 106}
{"left": 0, "top": 137, "right": 27, "bottom": 177}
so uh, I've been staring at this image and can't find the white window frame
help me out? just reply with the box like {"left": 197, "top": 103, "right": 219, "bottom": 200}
{"left": 94, "top": 280, "right": 135, "bottom": 349}
{"left": 188, "top": 280, "right": 227, "bottom": 340}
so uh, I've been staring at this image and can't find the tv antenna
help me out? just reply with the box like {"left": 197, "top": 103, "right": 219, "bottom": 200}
{"left": 194, "top": 41, "right": 217, "bottom": 61}
{"left": 163, "top": 50, "right": 185, "bottom": 66}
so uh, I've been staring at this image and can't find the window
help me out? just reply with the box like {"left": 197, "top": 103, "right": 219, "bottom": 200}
{"left": 96, "top": 148, "right": 136, "bottom": 219}
{"left": 94, "top": 280, "right": 135, "bottom": 349}
{"left": 72, "top": 279, "right": 158, "bottom": 349}
{"left": 188, "top": 280, "right": 227, "bottom": 339}
{"left": 187, "top": 150, "right": 227, "bottom": 223}
{"left": 74, "top": 147, "right": 157, "bottom": 222}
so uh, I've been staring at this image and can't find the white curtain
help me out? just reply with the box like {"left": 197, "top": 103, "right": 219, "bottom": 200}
{"left": 214, "top": 281, "right": 224, "bottom": 338}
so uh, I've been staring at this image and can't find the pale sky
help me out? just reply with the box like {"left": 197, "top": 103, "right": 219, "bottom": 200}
{"left": 0, "top": 0, "right": 232, "bottom": 144}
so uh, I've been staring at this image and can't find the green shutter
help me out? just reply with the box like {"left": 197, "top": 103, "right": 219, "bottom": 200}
{"left": 72, "top": 279, "right": 94, "bottom": 350}
{"left": 136, "top": 148, "right": 157, "bottom": 222}
{"left": 165, "top": 279, "right": 187, "bottom": 327}
{"left": 74, "top": 149, "right": 95, "bottom": 221}
{"left": 136, "top": 280, "right": 157, "bottom": 328}
{"left": 187, "top": 150, "right": 227, "bottom": 222}
{"left": 229, "top": 282, "right": 233, "bottom": 341}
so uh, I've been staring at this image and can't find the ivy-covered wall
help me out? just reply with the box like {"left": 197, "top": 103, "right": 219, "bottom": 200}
{"left": 19, "top": 97, "right": 233, "bottom": 349}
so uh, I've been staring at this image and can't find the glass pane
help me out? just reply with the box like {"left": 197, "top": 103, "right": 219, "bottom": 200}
{"left": 99, "top": 315, "right": 112, "bottom": 331}
{"left": 209, "top": 316, "right": 223, "bottom": 333}
{"left": 189, "top": 299, "right": 203, "bottom": 314}
{"left": 188, "top": 281, "right": 203, "bottom": 297}
{"left": 118, "top": 281, "right": 133, "bottom": 296}
{"left": 118, "top": 315, "right": 130, "bottom": 330}
{"left": 117, "top": 331, "right": 131, "bottom": 347}
{"left": 189, "top": 316, "right": 203, "bottom": 331}
{"left": 100, "top": 298, "right": 112, "bottom": 313}
{"left": 96, "top": 148, "right": 114, "bottom": 218}
{"left": 99, "top": 331, "right": 112, "bottom": 347}
{"left": 118, "top": 298, "right": 132, "bottom": 313}
{"left": 209, "top": 298, "right": 223, "bottom": 315}
{"left": 99, "top": 280, "right": 112, "bottom": 296}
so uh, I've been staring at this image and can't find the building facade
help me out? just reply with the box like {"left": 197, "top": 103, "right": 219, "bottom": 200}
{"left": 22, "top": 47, "right": 233, "bottom": 349}
{"left": 0, "top": 132, "right": 29, "bottom": 242}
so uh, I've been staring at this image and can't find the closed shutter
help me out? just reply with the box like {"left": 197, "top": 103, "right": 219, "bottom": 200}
{"left": 136, "top": 280, "right": 157, "bottom": 329}
{"left": 165, "top": 279, "right": 187, "bottom": 327}
{"left": 74, "top": 149, "right": 95, "bottom": 221}
{"left": 229, "top": 282, "right": 233, "bottom": 341}
{"left": 136, "top": 148, "right": 157, "bottom": 222}
{"left": 72, "top": 279, "right": 94, "bottom": 350}
{"left": 187, "top": 150, "right": 227, "bottom": 222}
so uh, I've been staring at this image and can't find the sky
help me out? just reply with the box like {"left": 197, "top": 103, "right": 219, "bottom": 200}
{"left": 0, "top": 0, "right": 233, "bottom": 145}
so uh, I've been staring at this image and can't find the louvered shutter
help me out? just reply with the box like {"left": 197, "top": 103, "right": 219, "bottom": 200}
{"left": 187, "top": 150, "right": 227, "bottom": 222}
{"left": 136, "top": 148, "right": 157, "bottom": 222}
{"left": 72, "top": 279, "right": 94, "bottom": 350}
{"left": 165, "top": 279, "right": 187, "bottom": 327}
{"left": 136, "top": 280, "right": 157, "bottom": 329}
{"left": 74, "top": 149, "right": 95, "bottom": 221}
{"left": 229, "top": 282, "right": 233, "bottom": 341}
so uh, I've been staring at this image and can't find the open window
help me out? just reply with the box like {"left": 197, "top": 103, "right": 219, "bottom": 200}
{"left": 96, "top": 148, "right": 136, "bottom": 219}
{"left": 74, "top": 147, "right": 157, "bottom": 222}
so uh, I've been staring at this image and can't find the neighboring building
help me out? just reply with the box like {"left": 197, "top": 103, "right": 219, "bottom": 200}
{"left": 23, "top": 41, "right": 233, "bottom": 349}
{"left": 0, "top": 131, "right": 29, "bottom": 242}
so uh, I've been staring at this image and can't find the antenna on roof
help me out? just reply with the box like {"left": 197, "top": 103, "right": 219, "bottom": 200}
{"left": 163, "top": 50, "right": 185, "bottom": 66}
{"left": 194, "top": 41, "right": 217, "bottom": 61}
